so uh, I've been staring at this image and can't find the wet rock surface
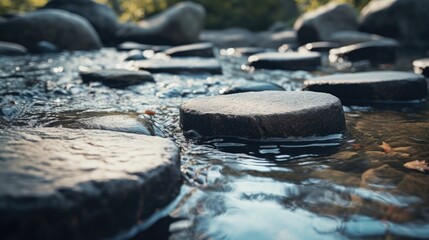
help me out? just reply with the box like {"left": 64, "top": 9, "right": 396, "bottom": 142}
{"left": 135, "top": 58, "right": 222, "bottom": 75}
{"left": 248, "top": 52, "right": 321, "bottom": 71}
{"left": 116, "top": 42, "right": 170, "bottom": 52}
{"left": 304, "top": 71, "right": 428, "bottom": 103}
{"left": 180, "top": 91, "right": 346, "bottom": 138}
{"left": 0, "top": 127, "right": 181, "bottom": 240}
{"left": 328, "top": 31, "right": 387, "bottom": 45}
{"left": 219, "top": 81, "right": 284, "bottom": 95}
{"left": 413, "top": 58, "right": 429, "bottom": 78}
{"left": 299, "top": 41, "right": 340, "bottom": 53}
{"left": 80, "top": 69, "right": 155, "bottom": 88}
{"left": 163, "top": 42, "right": 215, "bottom": 58}
{"left": 0, "top": 41, "right": 27, "bottom": 56}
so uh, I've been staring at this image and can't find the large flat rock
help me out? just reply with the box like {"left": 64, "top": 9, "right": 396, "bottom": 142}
{"left": 134, "top": 58, "right": 222, "bottom": 75}
{"left": 248, "top": 52, "right": 321, "bottom": 71}
{"left": 0, "top": 127, "right": 181, "bottom": 239}
{"left": 180, "top": 91, "right": 346, "bottom": 139}
{"left": 303, "top": 71, "right": 428, "bottom": 103}
{"left": 163, "top": 42, "right": 215, "bottom": 58}
{"left": 80, "top": 69, "right": 155, "bottom": 88}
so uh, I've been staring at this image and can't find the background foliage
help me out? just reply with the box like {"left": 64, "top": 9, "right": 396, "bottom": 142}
{"left": 0, "top": 0, "right": 371, "bottom": 30}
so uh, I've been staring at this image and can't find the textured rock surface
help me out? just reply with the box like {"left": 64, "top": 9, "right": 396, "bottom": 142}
{"left": 0, "top": 9, "right": 101, "bottom": 51}
{"left": 80, "top": 69, "right": 154, "bottom": 88}
{"left": 0, "top": 41, "right": 27, "bottom": 56}
{"left": 329, "top": 40, "right": 398, "bottom": 64}
{"left": 413, "top": 58, "right": 429, "bottom": 78}
{"left": 303, "top": 71, "right": 428, "bottom": 103}
{"left": 294, "top": 3, "right": 358, "bottom": 44}
{"left": 219, "top": 81, "right": 284, "bottom": 95}
{"left": 180, "top": 91, "right": 346, "bottom": 138}
{"left": 163, "top": 42, "right": 215, "bottom": 58}
{"left": 0, "top": 127, "right": 181, "bottom": 240}
{"left": 135, "top": 58, "right": 222, "bottom": 75}
{"left": 248, "top": 52, "right": 321, "bottom": 71}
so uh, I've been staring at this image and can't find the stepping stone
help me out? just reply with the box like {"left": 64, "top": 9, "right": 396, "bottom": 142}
{"left": 329, "top": 40, "right": 398, "bottom": 64}
{"left": 219, "top": 81, "right": 284, "bottom": 95}
{"left": 303, "top": 71, "right": 428, "bottom": 103}
{"left": 80, "top": 69, "right": 155, "bottom": 88}
{"left": 163, "top": 42, "right": 215, "bottom": 58}
{"left": 0, "top": 127, "right": 181, "bottom": 239}
{"left": 221, "top": 47, "right": 268, "bottom": 57}
{"left": 124, "top": 49, "right": 148, "bottom": 61}
{"left": 116, "top": 41, "right": 170, "bottom": 52}
{"left": 299, "top": 41, "right": 340, "bottom": 53}
{"left": 135, "top": 58, "right": 222, "bottom": 75}
{"left": 180, "top": 91, "right": 345, "bottom": 139}
{"left": 413, "top": 58, "right": 429, "bottom": 78}
{"left": 248, "top": 52, "right": 321, "bottom": 71}
{"left": 0, "top": 41, "right": 27, "bottom": 56}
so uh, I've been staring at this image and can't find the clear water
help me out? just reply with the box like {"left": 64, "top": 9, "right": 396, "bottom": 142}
{"left": 0, "top": 49, "right": 428, "bottom": 240}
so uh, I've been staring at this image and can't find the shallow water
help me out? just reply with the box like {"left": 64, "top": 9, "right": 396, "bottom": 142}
{"left": 1, "top": 49, "right": 428, "bottom": 240}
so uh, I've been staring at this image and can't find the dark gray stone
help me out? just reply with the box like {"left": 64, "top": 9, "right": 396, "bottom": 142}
{"left": 328, "top": 31, "right": 387, "bottom": 45}
{"left": 299, "top": 41, "right": 340, "bottom": 53}
{"left": 256, "top": 30, "right": 297, "bottom": 48}
{"left": 124, "top": 50, "right": 147, "bottom": 61}
{"left": 360, "top": 0, "right": 429, "bottom": 48}
{"left": 180, "top": 91, "right": 346, "bottom": 139}
{"left": 135, "top": 58, "right": 222, "bottom": 75}
{"left": 116, "top": 2, "right": 205, "bottom": 45}
{"left": 413, "top": 58, "right": 429, "bottom": 78}
{"left": 303, "top": 71, "right": 428, "bottom": 103}
{"left": 329, "top": 40, "right": 399, "bottom": 65}
{"left": 0, "top": 127, "right": 181, "bottom": 240}
{"left": 248, "top": 52, "right": 321, "bottom": 71}
{"left": 0, "top": 9, "right": 101, "bottom": 51}
{"left": 80, "top": 69, "right": 154, "bottom": 88}
{"left": 224, "top": 47, "right": 269, "bottom": 57}
{"left": 116, "top": 42, "right": 171, "bottom": 52}
{"left": 219, "top": 81, "right": 284, "bottom": 95}
{"left": 33, "top": 41, "right": 60, "bottom": 53}
{"left": 42, "top": 0, "right": 119, "bottom": 45}
{"left": 163, "top": 42, "right": 215, "bottom": 58}
{"left": 0, "top": 41, "right": 27, "bottom": 56}
{"left": 200, "top": 28, "right": 257, "bottom": 48}
{"left": 294, "top": 3, "right": 358, "bottom": 44}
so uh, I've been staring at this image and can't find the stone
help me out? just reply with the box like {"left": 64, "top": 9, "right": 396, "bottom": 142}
{"left": 135, "top": 58, "right": 222, "bottom": 75}
{"left": 0, "top": 9, "right": 101, "bottom": 51}
{"left": 294, "top": 3, "right": 358, "bottom": 44}
{"left": 200, "top": 28, "right": 257, "bottom": 48}
{"left": 80, "top": 69, "right": 155, "bottom": 88}
{"left": 33, "top": 41, "right": 60, "bottom": 53}
{"left": 116, "top": 42, "right": 171, "bottom": 52}
{"left": 303, "top": 71, "right": 428, "bottom": 103}
{"left": 219, "top": 81, "right": 284, "bottom": 95}
{"left": 360, "top": 0, "right": 429, "bottom": 48}
{"left": 0, "top": 127, "right": 181, "bottom": 239}
{"left": 180, "top": 91, "right": 346, "bottom": 139}
{"left": 42, "top": 0, "right": 119, "bottom": 45}
{"left": 124, "top": 50, "right": 147, "bottom": 61}
{"left": 256, "top": 30, "right": 297, "bottom": 48}
{"left": 0, "top": 41, "right": 27, "bottom": 56}
{"left": 328, "top": 31, "right": 386, "bottom": 45}
{"left": 412, "top": 58, "right": 429, "bottom": 78}
{"left": 163, "top": 42, "right": 215, "bottom": 58}
{"left": 329, "top": 40, "right": 399, "bottom": 65}
{"left": 298, "top": 41, "right": 340, "bottom": 53}
{"left": 361, "top": 165, "right": 404, "bottom": 189}
{"left": 248, "top": 52, "right": 321, "bottom": 71}
{"left": 221, "top": 47, "right": 269, "bottom": 57}
{"left": 116, "top": 2, "right": 205, "bottom": 45}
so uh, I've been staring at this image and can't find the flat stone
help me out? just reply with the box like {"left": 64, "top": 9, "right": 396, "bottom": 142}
{"left": 303, "top": 71, "right": 428, "bottom": 103}
{"left": 135, "top": 58, "right": 222, "bottom": 75}
{"left": 248, "top": 52, "right": 321, "bottom": 71}
{"left": 116, "top": 42, "right": 170, "bottom": 52}
{"left": 219, "top": 81, "right": 284, "bottom": 95}
{"left": 0, "top": 41, "right": 27, "bottom": 56}
{"left": 329, "top": 40, "right": 399, "bottom": 65}
{"left": 0, "top": 127, "right": 181, "bottom": 239}
{"left": 299, "top": 41, "right": 340, "bottom": 53}
{"left": 328, "top": 31, "right": 386, "bottom": 45}
{"left": 163, "top": 42, "right": 215, "bottom": 58}
{"left": 413, "top": 58, "right": 429, "bottom": 78}
{"left": 124, "top": 49, "right": 147, "bottom": 61}
{"left": 226, "top": 47, "right": 269, "bottom": 56}
{"left": 80, "top": 69, "right": 155, "bottom": 88}
{"left": 180, "top": 91, "right": 345, "bottom": 139}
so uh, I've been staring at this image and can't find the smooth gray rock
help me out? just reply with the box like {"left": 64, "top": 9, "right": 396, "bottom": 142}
{"left": 0, "top": 9, "right": 101, "bottom": 51}
{"left": 298, "top": 41, "right": 340, "bottom": 53}
{"left": 413, "top": 58, "right": 429, "bottom": 78}
{"left": 180, "top": 91, "right": 346, "bottom": 139}
{"left": 0, "top": 127, "right": 181, "bottom": 240}
{"left": 80, "top": 69, "right": 154, "bottom": 88}
{"left": 116, "top": 42, "right": 171, "bottom": 52}
{"left": 248, "top": 52, "right": 321, "bottom": 71}
{"left": 33, "top": 41, "right": 60, "bottom": 53}
{"left": 223, "top": 47, "right": 269, "bottom": 57}
{"left": 163, "top": 42, "right": 215, "bottom": 58}
{"left": 116, "top": 2, "right": 205, "bottom": 45}
{"left": 294, "top": 3, "right": 358, "bottom": 44}
{"left": 303, "top": 71, "right": 428, "bottom": 103}
{"left": 135, "top": 58, "right": 222, "bottom": 75}
{"left": 256, "top": 30, "right": 297, "bottom": 48}
{"left": 200, "top": 28, "right": 257, "bottom": 48}
{"left": 328, "top": 31, "right": 387, "bottom": 45}
{"left": 329, "top": 40, "right": 399, "bottom": 65}
{"left": 42, "top": 0, "right": 119, "bottom": 45}
{"left": 219, "top": 81, "right": 284, "bottom": 95}
{"left": 0, "top": 41, "right": 27, "bottom": 56}
{"left": 124, "top": 49, "right": 147, "bottom": 61}
{"left": 360, "top": 0, "right": 429, "bottom": 48}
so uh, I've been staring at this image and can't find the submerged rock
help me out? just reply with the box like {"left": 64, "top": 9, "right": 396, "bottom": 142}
{"left": 80, "top": 69, "right": 155, "bottom": 88}
{"left": 0, "top": 127, "right": 181, "bottom": 239}
{"left": 303, "top": 71, "right": 428, "bottom": 103}
{"left": 180, "top": 91, "right": 346, "bottom": 139}
{"left": 413, "top": 58, "right": 429, "bottom": 78}
{"left": 0, "top": 9, "right": 101, "bottom": 51}
{"left": 135, "top": 58, "right": 222, "bottom": 75}
{"left": 219, "top": 81, "right": 284, "bottom": 95}
{"left": 248, "top": 52, "right": 321, "bottom": 71}
{"left": 0, "top": 41, "right": 27, "bottom": 56}
{"left": 163, "top": 42, "right": 215, "bottom": 58}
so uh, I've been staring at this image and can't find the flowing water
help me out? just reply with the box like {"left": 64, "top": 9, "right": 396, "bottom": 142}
{"left": 0, "top": 49, "right": 428, "bottom": 240}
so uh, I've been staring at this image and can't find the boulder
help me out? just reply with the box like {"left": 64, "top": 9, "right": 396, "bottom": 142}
{"left": 360, "top": 0, "right": 429, "bottom": 48}
{"left": 0, "top": 9, "right": 101, "bottom": 51}
{"left": 248, "top": 52, "right": 321, "bottom": 71}
{"left": 413, "top": 58, "right": 429, "bottom": 78}
{"left": 135, "top": 58, "right": 222, "bottom": 75}
{"left": 303, "top": 71, "right": 428, "bottom": 103}
{"left": 0, "top": 127, "right": 181, "bottom": 239}
{"left": 42, "top": 0, "right": 119, "bottom": 45}
{"left": 294, "top": 3, "right": 358, "bottom": 44}
{"left": 0, "top": 41, "right": 27, "bottom": 56}
{"left": 180, "top": 91, "right": 346, "bottom": 139}
{"left": 163, "top": 42, "right": 215, "bottom": 58}
{"left": 80, "top": 69, "right": 155, "bottom": 88}
{"left": 117, "top": 1, "right": 205, "bottom": 45}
